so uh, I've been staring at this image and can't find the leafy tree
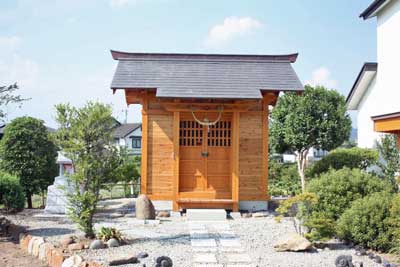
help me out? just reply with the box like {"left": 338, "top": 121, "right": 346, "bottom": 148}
{"left": 270, "top": 85, "right": 352, "bottom": 191}
{"left": 376, "top": 134, "right": 400, "bottom": 187}
{"left": 54, "top": 102, "right": 120, "bottom": 237}
{"left": 114, "top": 153, "right": 141, "bottom": 197}
{"left": 0, "top": 83, "right": 28, "bottom": 121}
{"left": 0, "top": 171, "right": 25, "bottom": 212}
{"left": 0, "top": 117, "right": 58, "bottom": 208}
{"left": 268, "top": 160, "right": 301, "bottom": 196}
{"left": 307, "top": 147, "right": 378, "bottom": 178}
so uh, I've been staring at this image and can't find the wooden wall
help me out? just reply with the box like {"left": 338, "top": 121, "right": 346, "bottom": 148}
{"left": 146, "top": 113, "right": 174, "bottom": 198}
{"left": 238, "top": 111, "right": 267, "bottom": 200}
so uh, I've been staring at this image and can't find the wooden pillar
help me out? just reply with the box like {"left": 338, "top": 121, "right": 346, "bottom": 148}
{"left": 231, "top": 111, "right": 240, "bottom": 212}
{"left": 172, "top": 111, "right": 180, "bottom": 211}
{"left": 140, "top": 96, "right": 149, "bottom": 195}
{"left": 262, "top": 99, "right": 269, "bottom": 200}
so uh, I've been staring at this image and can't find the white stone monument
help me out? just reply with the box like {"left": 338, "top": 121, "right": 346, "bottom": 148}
{"left": 44, "top": 153, "right": 74, "bottom": 214}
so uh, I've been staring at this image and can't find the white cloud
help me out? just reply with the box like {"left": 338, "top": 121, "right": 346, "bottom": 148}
{"left": 0, "top": 36, "right": 21, "bottom": 51}
{"left": 305, "top": 67, "right": 338, "bottom": 88}
{"left": 110, "top": 0, "right": 137, "bottom": 7}
{"left": 204, "top": 16, "right": 263, "bottom": 48}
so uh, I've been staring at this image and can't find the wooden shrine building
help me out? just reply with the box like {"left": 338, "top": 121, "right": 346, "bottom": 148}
{"left": 110, "top": 51, "right": 303, "bottom": 211}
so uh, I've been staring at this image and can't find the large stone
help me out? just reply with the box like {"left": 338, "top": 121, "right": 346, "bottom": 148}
{"left": 50, "top": 249, "right": 66, "bottom": 267}
{"left": 62, "top": 255, "right": 83, "bottom": 267}
{"left": 157, "top": 211, "right": 170, "bottom": 218}
{"left": 89, "top": 240, "right": 105, "bottom": 250}
{"left": 68, "top": 242, "right": 84, "bottom": 251}
{"left": 60, "top": 236, "right": 74, "bottom": 247}
{"left": 109, "top": 256, "right": 138, "bottom": 266}
{"left": 106, "top": 238, "right": 119, "bottom": 248}
{"left": 32, "top": 237, "right": 45, "bottom": 257}
{"left": 274, "top": 233, "right": 313, "bottom": 252}
{"left": 135, "top": 194, "right": 156, "bottom": 220}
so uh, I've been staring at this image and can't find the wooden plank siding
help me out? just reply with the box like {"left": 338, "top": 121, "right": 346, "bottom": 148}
{"left": 238, "top": 111, "right": 268, "bottom": 200}
{"left": 146, "top": 113, "right": 174, "bottom": 198}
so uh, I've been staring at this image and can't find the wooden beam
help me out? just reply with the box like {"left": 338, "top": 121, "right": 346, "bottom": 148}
{"left": 172, "top": 111, "right": 180, "bottom": 211}
{"left": 140, "top": 94, "right": 149, "bottom": 195}
{"left": 161, "top": 102, "right": 254, "bottom": 113}
{"left": 373, "top": 116, "right": 400, "bottom": 133}
{"left": 262, "top": 98, "right": 269, "bottom": 200}
{"left": 231, "top": 111, "right": 240, "bottom": 212}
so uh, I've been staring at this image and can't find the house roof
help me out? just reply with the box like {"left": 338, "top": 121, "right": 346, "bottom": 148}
{"left": 360, "top": 0, "right": 392, "bottom": 19}
{"left": 113, "top": 123, "right": 141, "bottom": 138}
{"left": 110, "top": 51, "right": 303, "bottom": 100}
{"left": 346, "top": 62, "right": 377, "bottom": 110}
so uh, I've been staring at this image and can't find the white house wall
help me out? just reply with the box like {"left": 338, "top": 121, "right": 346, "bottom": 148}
{"left": 357, "top": 0, "right": 400, "bottom": 148}
{"left": 357, "top": 75, "right": 382, "bottom": 148}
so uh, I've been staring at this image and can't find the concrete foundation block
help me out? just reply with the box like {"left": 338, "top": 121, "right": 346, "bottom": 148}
{"left": 239, "top": 201, "right": 268, "bottom": 212}
{"left": 187, "top": 209, "right": 227, "bottom": 221}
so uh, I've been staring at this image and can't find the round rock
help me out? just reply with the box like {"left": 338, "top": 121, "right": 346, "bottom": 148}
{"left": 137, "top": 252, "right": 149, "bottom": 259}
{"left": 107, "top": 238, "right": 119, "bottom": 248}
{"left": 89, "top": 239, "right": 105, "bottom": 250}
{"left": 62, "top": 255, "right": 83, "bottom": 267}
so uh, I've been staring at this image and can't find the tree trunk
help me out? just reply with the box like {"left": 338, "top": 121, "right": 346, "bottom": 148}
{"left": 27, "top": 193, "right": 33, "bottom": 209}
{"left": 296, "top": 150, "right": 309, "bottom": 192}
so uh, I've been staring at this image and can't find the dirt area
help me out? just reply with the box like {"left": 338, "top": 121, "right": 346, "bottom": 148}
{"left": 0, "top": 234, "right": 46, "bottom": 267}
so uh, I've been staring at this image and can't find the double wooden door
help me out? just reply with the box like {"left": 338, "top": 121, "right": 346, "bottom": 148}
{"left": 179, "top": 113, "right": 232, "bottom": 199}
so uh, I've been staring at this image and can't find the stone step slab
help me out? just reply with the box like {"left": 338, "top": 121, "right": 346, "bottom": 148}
{"left": 187, "top": 209, "right": 227, "bottom": 221}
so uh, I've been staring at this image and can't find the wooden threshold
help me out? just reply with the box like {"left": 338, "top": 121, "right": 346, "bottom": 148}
{"left": 177, "top": 198, "right": 234, "bottom": 204}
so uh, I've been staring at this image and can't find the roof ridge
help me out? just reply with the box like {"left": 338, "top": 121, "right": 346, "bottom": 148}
{"left": 111, "top": 50, "right": 298, "bottom": 63}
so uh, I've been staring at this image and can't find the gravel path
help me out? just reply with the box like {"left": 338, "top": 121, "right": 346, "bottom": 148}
{"left": 232, "top": 216, "right": 383, "bottom": 267}
{"left": 1, "top": 200, "right": 390, "bottom": 267}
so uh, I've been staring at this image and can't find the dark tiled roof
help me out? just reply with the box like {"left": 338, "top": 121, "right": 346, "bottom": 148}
{"left": 360, "top": 0, "right": 390, "bottom": 19}
{"left": 346, "top": 62, "right": 377, "bottom": 104}
{"left": 110, "top": 51, "right": 303, "bottom": 100}
{"left": 113, "top": 123, "right": 141, "bottom": 138}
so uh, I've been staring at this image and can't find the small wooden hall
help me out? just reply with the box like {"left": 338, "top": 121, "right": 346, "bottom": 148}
{"left": 110, "top": 51, "right": 303, "bottom": 211}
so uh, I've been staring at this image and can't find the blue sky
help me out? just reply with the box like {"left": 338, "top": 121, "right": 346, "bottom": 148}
{"left": 0, "top": 0, "right": 376, "bottom": 127}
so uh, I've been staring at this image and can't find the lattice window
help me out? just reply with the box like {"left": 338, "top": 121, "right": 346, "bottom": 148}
{"left": 179, "top": 120, "right": 203, "bottom": 146}
{"left": 208, "top": 121, "right": 231, "bottom": 147}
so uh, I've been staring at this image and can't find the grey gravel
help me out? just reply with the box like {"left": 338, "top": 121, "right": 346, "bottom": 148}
{"left": 1, "top": 199, "right": 390, "bottom": 267}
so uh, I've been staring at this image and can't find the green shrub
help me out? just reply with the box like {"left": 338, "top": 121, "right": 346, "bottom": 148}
{"left": 337, "top": 192, "right": 394, "bottom": 251}
{"left": 303, "top": 212, "right": 336, "bottom": 242}
{"left": 269, "top": 160, "right": 301, "bottom": 196}
{"left": 308, "top": 168, "right": 393, "bottom": 221}
{"left": 0, "top": 172, "right": 25, "bottom": 212}
{"left": 97, "top": 226, "right": 123, "bottom": 242}
{"left": 307, "top": 147, "right": 378, "bottom": 177}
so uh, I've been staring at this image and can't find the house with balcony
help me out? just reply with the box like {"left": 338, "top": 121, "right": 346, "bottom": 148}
{"left": 347, "top": 0, "right": 400, "bottom": 147}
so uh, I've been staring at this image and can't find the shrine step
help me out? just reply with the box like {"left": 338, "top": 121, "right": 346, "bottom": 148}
{"left": 186, "top": 209, "right": 227, "bottom": 221}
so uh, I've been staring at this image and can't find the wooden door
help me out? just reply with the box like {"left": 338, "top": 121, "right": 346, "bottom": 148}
{"left": 179, "top": 113, "right": 232, "bottom": 199}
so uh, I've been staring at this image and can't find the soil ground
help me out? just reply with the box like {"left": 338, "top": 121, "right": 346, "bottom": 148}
{"left": 0, "top": 233, "right": 46, "bottom": 267}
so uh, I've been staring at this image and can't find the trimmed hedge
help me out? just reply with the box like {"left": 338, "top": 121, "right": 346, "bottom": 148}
{"left": 337, "top": 192, "right": 394, "bottom": 251}
{"left": 307, "top": 147, "right": 378, "bottom": 178}
{"left": 307, "top": 168, "right": 393, "bottom": 221}
{"left": 0, "top": 171, "right": 25, "bottom": 212}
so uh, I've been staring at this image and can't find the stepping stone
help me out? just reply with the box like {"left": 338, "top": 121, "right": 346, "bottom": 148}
{"left": 220, "top": 238, "right": 241, "bottom": 247}
{"left": 191, "top": 238, "right": 217, "bottom": 247}
{"left": 226, "top": 265, "right": 253, "bottom": 267}
{"left": 188, "top": 223, "right": 206, "bottom": 230}
{"left": 226, "top": 253, "right": 252, "bottom": 263}
{"left": 193, "top": 247, "right": 218, "bottom": 252}
{"left": 187, "top": 209, "right": 227, "bottom": 221}
{"left": 220, "top": 247, "right": 245, "bottom": 252}
{"left": 194, "top": 253, "right": 218, "bottom": 263}
{"left": 190, "top": 230, "right": 210, "bottom": 238}
{"left": 212, "top": 223, "right": 231, "bottom": 231}
{"left": 218, "top": 231, "right": 236, "bottom": 238}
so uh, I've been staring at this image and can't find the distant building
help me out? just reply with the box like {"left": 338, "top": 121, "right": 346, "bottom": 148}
{"left": 112, "top": 123, "right": 142, "bottom": 156}
{"left": 347, "top": 0, "right": 400, "bottom": 148}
